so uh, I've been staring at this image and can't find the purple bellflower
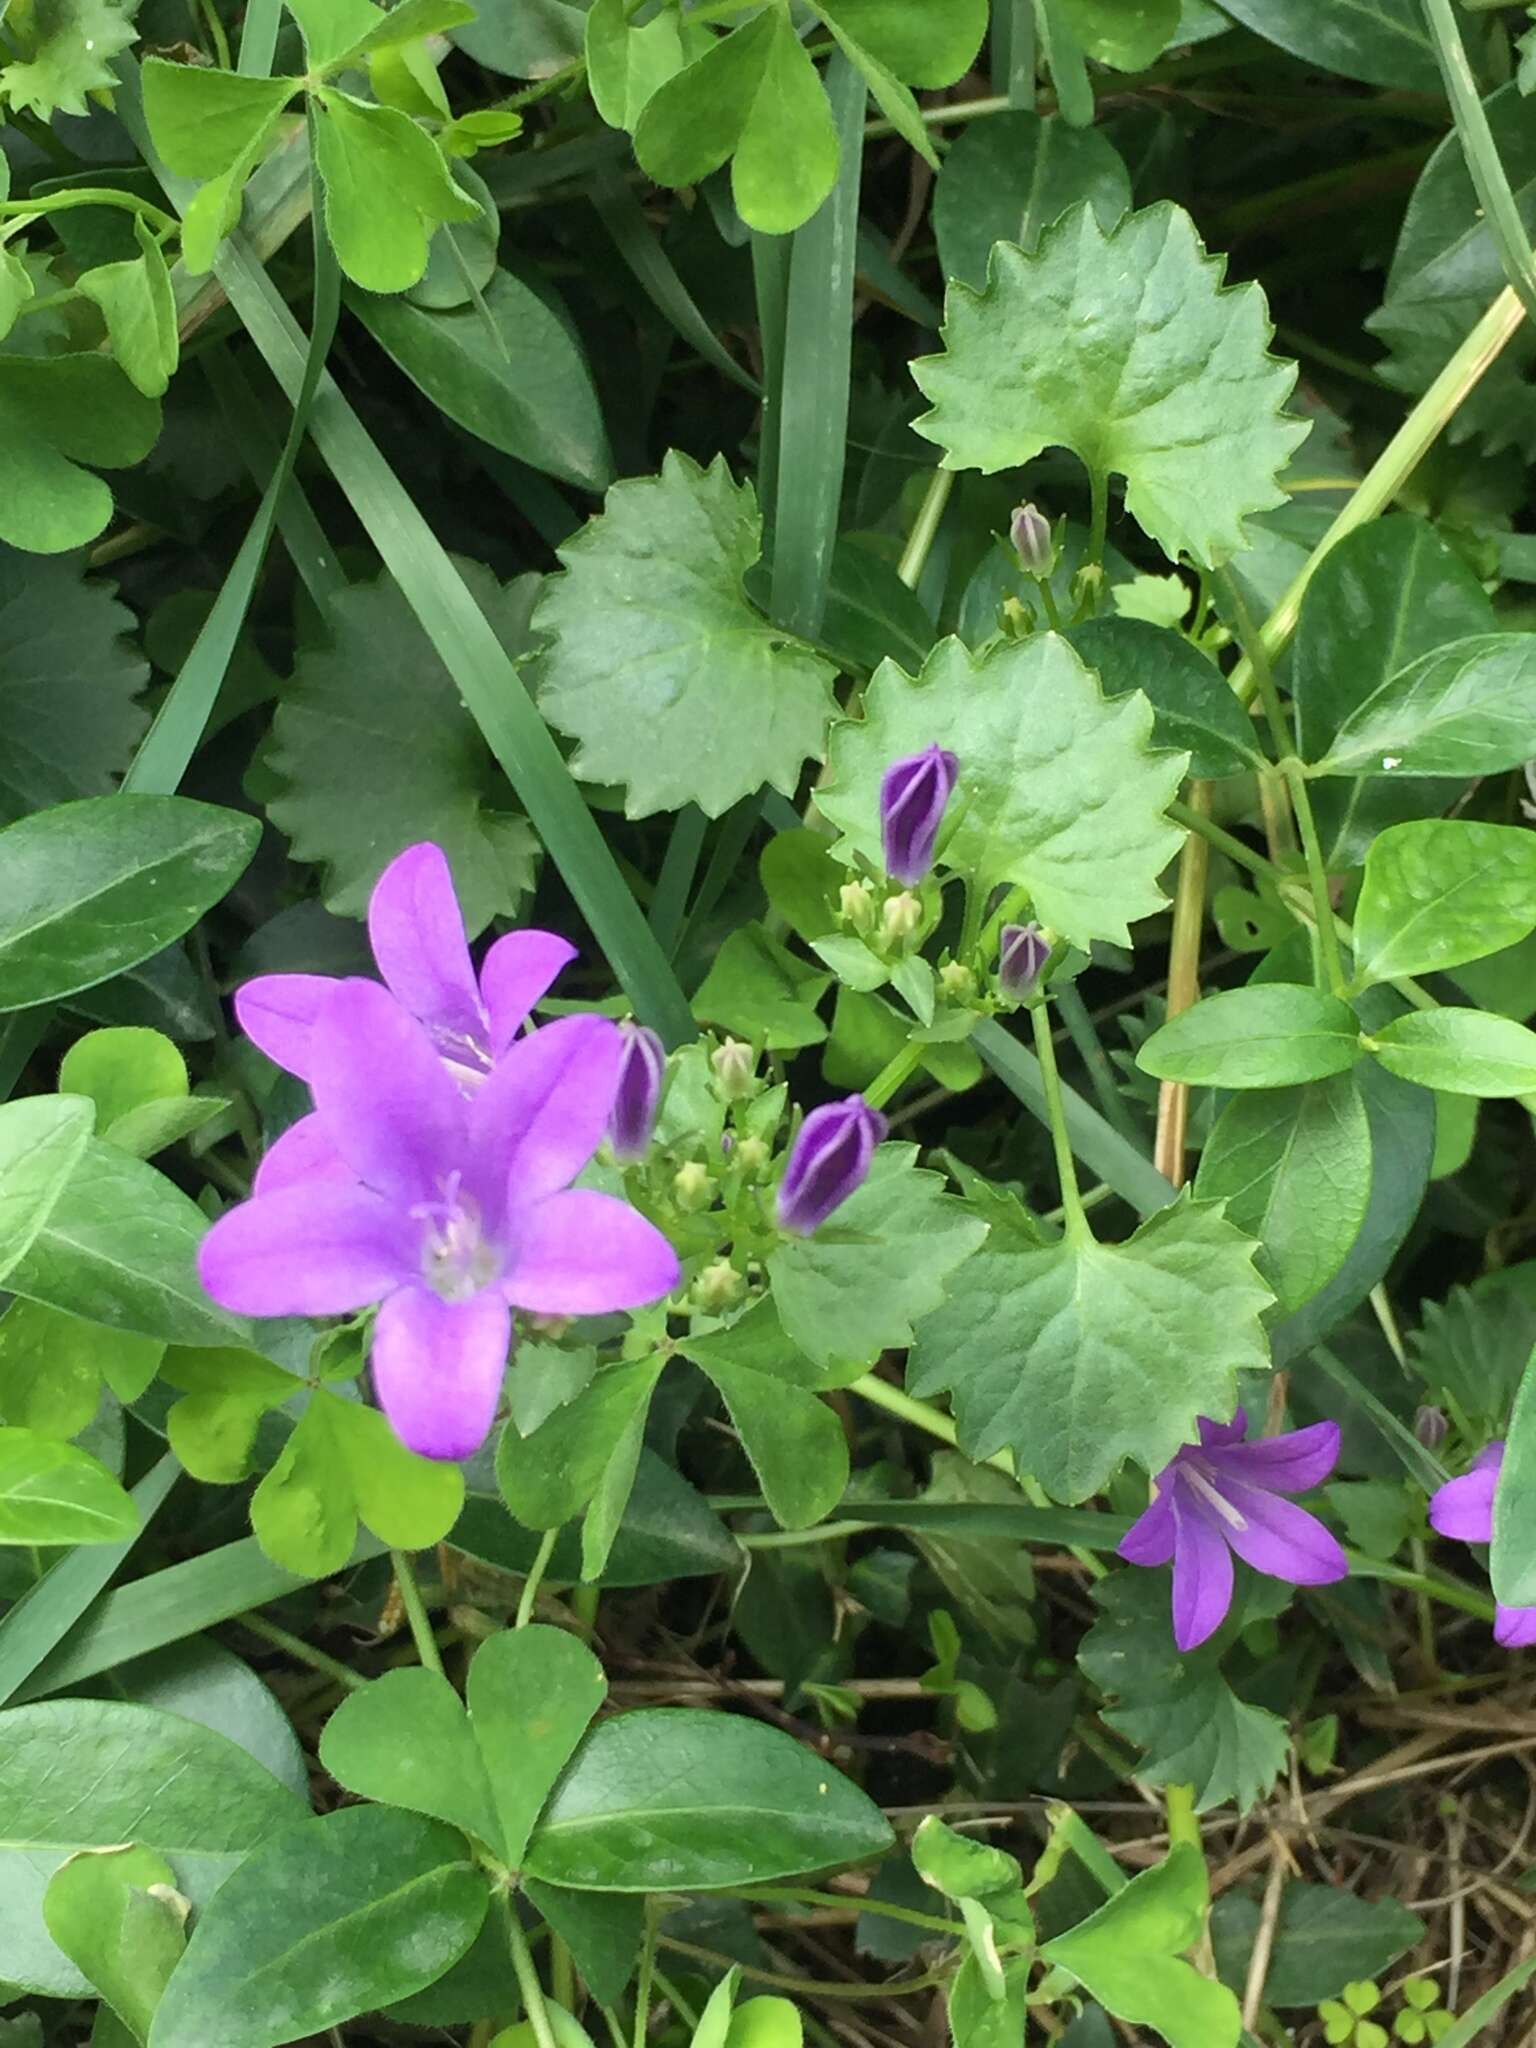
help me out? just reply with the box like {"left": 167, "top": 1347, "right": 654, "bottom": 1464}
{"left": 776, "top": 1096, "right": 887, "bottom": 1237}
{"left": 1118, "top": 1412, "right": 1348, "bottom": 1652}
{"left": 881, "top": 745, "right": 958, "bottom": 887}
{"left": 610, "top": 1022, "right": 666, "bottom": 1161}
{"left": 1429, "top": 1441, "right": 1536, "bottom": 1648}
{"left": 998, "top": 922, "right": 1049, "bottom": 1001}
{"left": 199, "top": 981, "right": 679, "bottom": 1462}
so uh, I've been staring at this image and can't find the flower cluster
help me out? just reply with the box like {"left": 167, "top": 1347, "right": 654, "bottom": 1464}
{"left": 200, "top": 845, "right": 679, "bottom": 1462}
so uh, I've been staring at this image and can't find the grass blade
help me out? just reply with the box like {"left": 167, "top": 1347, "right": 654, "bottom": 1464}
{"left": 591, "top": 173, "right": 761, "bottom": 396}
{"left": 204, "top": 343, "right": 348, "bottom": 609}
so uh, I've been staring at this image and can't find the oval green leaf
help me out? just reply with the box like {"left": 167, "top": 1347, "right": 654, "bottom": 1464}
{"left": 1137, "top": 984, "right": 1364, "bottom": 1089}
{"left": 0, "top": 1094, "right": 94, "bottom": 1289}
{"left": 0, "top": 1428, "right": 138, "bottom": 1546}
{"left": 1353, "top": 820, "right": 1536, "bottom": 989}
{"left": 1312, "top": 634, "right": 1536, "bottom": 781}
{"left": 1368, "top": 1008, "right": 1536, "bottom": 1099}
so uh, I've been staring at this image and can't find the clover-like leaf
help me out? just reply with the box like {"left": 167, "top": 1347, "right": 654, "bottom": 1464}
{"left": 817, "top": 631, "right": 1185, "bottom": 950}
{"left": 909, "top": 1194, "right": 1274, "bottom": 1502}
{"left": 534, "top": 452, "right": 840, "bottom": 819}
{"left": 912, "top": 201, "right": 1306, "bottom": 568}
{"left": 0, "top": 354, "right": 160, "bottom": 553}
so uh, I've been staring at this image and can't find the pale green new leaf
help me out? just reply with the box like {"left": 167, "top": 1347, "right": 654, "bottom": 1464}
{"left": 817, "top": 632, "right": 1186, "bottom": 949}
{"left": 140, "top": 61, "right": 299, "bottom": 181}
{"left": 1353, "top": 820, "right": 1536, "bottom": 989}
{"left": 768, "top": 1145, "right": 988, "bottom": 1377}
{"left": 909, "top": 1195, "right": 1273, "bottom": 1502}
{"left": 813, "top": 0, "right": 987, "bottom": 86}
{"left": 312, "top": 88, "right": 480, "bottom": 294}
{"left": 1310, "top": 634, "right": 1536, "bottom": 779}
{"left": 912, "top": 202, "right": 1305, "bottom": 568}
{"left": 78, "top": 220, "right": 179, "bottom": 400}
{"left": 43, "top": 1845, "right": 185, "bottom": 2044}
{"left": 586, "top": 0, "right": 699, "bottom": 131}
{"left": 0, "top": 355, "right": 161, "bottom": 554}
{"left": 534, "top": 453, "right": 839, "bottom": 818}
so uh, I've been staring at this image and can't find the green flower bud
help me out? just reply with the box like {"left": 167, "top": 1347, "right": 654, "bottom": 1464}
{"left": 735, "top": 1134, "right": 770, "bottom": 1178}
{"left": 693, "top": 1259, "right": 745, "bottom": 1312}
{"left": 839, "top": 879, "right": 875, "bottom": 932}
{"left": 939, "top": 960, "right": 976, "bottom": 1000}
{"left": 672, "top": 1160, "right": 712, "bottom": 1211}
{"left": 880, "top": 889, "right": 923, "bottom": 945}
{"left": 710, "top": 1037, "right": 757, "bottom": 1101}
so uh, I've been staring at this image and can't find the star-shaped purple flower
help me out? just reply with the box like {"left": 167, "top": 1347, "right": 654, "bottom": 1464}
{"left": 1429, "top": 1440, "right": 1536, "bottom": 1648}
{"left": 198, "top": 980, "right": 680, "bottom": 1462}
{"left": 1118, "top": 1412, "right": 1348, "bottom": 1651}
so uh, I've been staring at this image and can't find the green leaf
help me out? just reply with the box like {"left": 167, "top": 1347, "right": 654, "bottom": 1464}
{"left": 78, "top": 220, "right": 179, "bottom": 400}
{"left": 909, "top": 1193, "right": 1273, "bottom": 1502}
{"left": 406, "top": 161, "right": 500, "bottom": 308}
{"left": 0, "top": 794, "right": 258, "bottom": 1011}
{"left": 1494, "top": 1345, "right": 1536, "bottom": 1607}
{"left": 768, "top": 1145, "right": 988, "bottom": 1377}
{"left": 534, "top": 452, "right": 839, "bottom": 819}
{"left": 0, "top": 1429, "right": 137, "bottom": 1546}
{"left": 0, "top": 1299, "right": 161, "bottom": 1437}
{"left": 1042, "top": 1847, "right": 1241, "bottom": 2048}
{"left": 633, "top": 10, "right": 839, "bottom": 237}
{"left": 1053, "top": 0, "right": 1179, "bottom": 71}
{"left": 1219, "top": 0, "right": 1438, "bottom": 91}
{"left": 911, "top": 1815, "right": 1021, "bottom": 1901}
{"left": 311, "top": 88, "right": 480, "bottom": 294}
{"left": 497, "top": 1356, "right": 665, "bottom": 1533}
{"left": 1069, "top": 617, "right": 1265, "bottom": 780}
{"left": 523, "top": 1709, "right": 894, "bottom": 1889}
{"left": 1369, "top": 1008, "right": 1536, "bottom": 1098}
{"left": 0, "top": 1095, "right": 94, "bottom": 1290}
{"left": 759, "top": 828, "right": 842, "bottom": 943}
{"left": 352, "top": 267, "right": 612, "bottom": 493}
{"left": 680, "top": 1301, "right": 850, "bottom": 1529}
{"left": 521, "top": 1884, "right": 643, "bottom": 2007}
{"left": 113, "top": 1638, "right": 309, "bottom": 1804}
{"left": 1137, "top": 985, "right": 1364, "bottom": 1089}
{"left": 283, "top": 0, "right": 384, "bottom": 68}
{"left": 0, "top": 354, "right": 162, "bottom": 554}
{"left": 44, "top": 1845, "right": 185, "bottom": 2044}
{"left": 6, "top": 1141, "right": 245, "bottom": 1349}
{"left": 585, "top": 0, "right": 698, "bottom": 130}
{"left": 692, "top": 923, "right": 832, "bottom": 1050}
{"left": 933, "top": 110, "right": 1129, "bottom": 291}
{"left": 0, "top": 1697, "right": 305, "bottom": 1996}
{"left": 59, "top": 1027, "right": 187, "bottom": 1133}
{"left": 1077, "top": 1573, "right": 1288, "bottom": 1812}
{"left": 323, "top": 0, "right": 477, "bottom": 68}
{"left": 268, "top": 568, "right": 539, "bottom": 930}
{"left": 0, "top": 0, "right": 140, "bottom": 117}
{"left": 813, "top": 0, "right": 987, "bottom": 86}
{"left": 1310, "top": 634, "right": 1536, "bottom": 780}
{"left": 1352, "top": 821, "right": 1536, "bottom": 989}
{"left": 1210, "top": 1883, "right": 1423, "bottom": 2009}
{"left": 819, "top": 631, "right": 1185, "bottom": 950}
{"left": 1195, "top": 1076, "right": 1373, "bottom": 1314}
{"left": 140, "top": 61, "right": 298, "bottom": 180}
{"left": 913, "top": 202, "right": 1304, "bottom": 569}
{"left": 466, "top": 1626, "right": 608, "bottom": 1866}
{"left": 147, "top": 1806, "right": 489, "bottom": 2048}
{"left": 320, "top": 1666, "right": 501, "bottom": 1847}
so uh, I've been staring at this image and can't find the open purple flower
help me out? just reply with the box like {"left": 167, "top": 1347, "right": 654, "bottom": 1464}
{"left": 1118, "top": 1412, "right": 1347, "bottom": 1652}
{"left": 610, "top": 1022, "right": 666, "bottom": 1162}
{"left": 199, "top": 981, "right": 679, "bottom": 1461}
{"left": 776, "top": 1096, "right": 886, "bottom": 1236}
{"left": 1429, "top": 1441, "right": 1536, "bottom": 1648}
{"left": 236, "top": 842, "right": 574, "bottom": 1092}
{"left": 881, "top": 745, "right": 958, "bottom": 887}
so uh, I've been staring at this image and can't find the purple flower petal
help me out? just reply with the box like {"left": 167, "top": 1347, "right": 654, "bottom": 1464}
{"left": 369, "top": 1283, "right": 511, "bottom": 1462}
{"left": 1118, "top": 1487, "right": 1176, "bottom": 1567}
{"left": 1203, "top": 1419, "right": 1341, "bottom": 1496}
{"left": 234, "top": 974, "right": 330, "bottom": 1080}
{"left": 309, "top": 980, "right": 467, "bottom": 1207}
{"left": 1170, "top": 1494, "right": 1234, "bottom": 1653}
{"left": 1495, "top": 1602, "right": 1536, "bottom": 1649}
{"left": 253, "top": 1112, "right": 352, "bottom": 1196}
{"left": 504, "top": 1189, "right": 679, "bottom": 1316}
{"left": 776, "top": 1096, "right": 887, "bottom": 1236}
{"left": 198, "top": 1183, "right": 413, "bottom": 1316}
{"left": 1430, "top": 1462, "right": 1499, "bottom": 1544}
{"left": 1219, "top": 1482, "right": 1349, "bottom": 1587}
{"left": 468, "top": 1013, "right": 622, "bottom": 1219}
{"left": 609, "top": 1023, "right": 666, "bottom": 1162}
{"left": 1197, "top": 1412, "right": 1247, "bottom": 1450}
{"left": 367, "top": 843, "right": 485, "bottom": 1054}
{"left": 880, "top": 745, "right": 958, "bottom": 886}
{"left": 480, "top": 930, "right": 578, "bottom": 1058}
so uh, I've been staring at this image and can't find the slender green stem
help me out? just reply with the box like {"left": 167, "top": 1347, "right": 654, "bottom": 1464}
{"left": 0, "top": 188, "right": 180, "bottom": 231}
{"left": 730, "top": 1884, "right": 961, "bottom": 1935}
{"left": 1167, "top": 799, "right": 1273, "bottom": 883}
{"left": 1346, "top": 1553, "right": 1497, "bottom": 1624}
{"left": 237, "top": 1612, "right": 366, "bottom": 1691}
{"left": 1055, "top": 984, "right": 1141, "bottom": 1150}
{"left": 864, "top": 1040, "right": 924, "bottom": 1112}
{"left": 634, "top": 1901, "right": 659, "bottom": 2048}
{"left": 1280, "top": 759, "right": 1347, "bottom": 996}
{"left": 196, "top": 0, "right": 232, "bottom": 67}
{"left": 517, "top": 1528, "right": 561, "bottom": 1629}
{"left": 505, "top": 1898, "right": 560, "bottom": 2048}
{"left": 1031, "top": 1000, "right": 1089, "bottom": 1243}
{"left": 1423, "top": 0, "right": 1536, "bottom": 329}
{"left": 1034, "top": 575, "right": 1064, "bottom": 631}
{"left": 552, "top": 1934, "right": 575, "bottom": 2012}
{"left": 897, "top": 467, "right": 955, "bottom": 589}
{"left": 391, "top": 1552, "right": 445, "bottom": 1679}
{"left": 1086, "top": 465, "right": 1109, "bottom": 573}
{"left": 1165, "top": 1783, "right": 1200, "bottom": 1852}
{"left": 737, "top": 1521, "right": 867, "bottom": 1550}
{"left": 650, "top": 1969, "right": 701, "bottom": 2031}
{"left": 658, "top": 1935, "right": 949, "bottom": 2001}
{"left": 1048, "top": 1802, "right": 1128, "bottom": 1896}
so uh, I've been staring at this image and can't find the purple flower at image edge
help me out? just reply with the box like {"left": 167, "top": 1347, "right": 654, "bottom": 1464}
{"left": 880, "top": 745, "right": 958, "bottom": 887}
{"left": 610, "top": 1022, "right": 666, "bottom": 1162}
{"left": 1429, "top": 1441, "right": 1536, "bottom": 1648}
{"left": 776, "top": 1096, "right": 887, "bottom": 1237}
{"left": 198, "top": 981, "right": 680, "bottom": 1462}
{"left": 1118, "top": 1411, "right": 1348, "bottom": 1652}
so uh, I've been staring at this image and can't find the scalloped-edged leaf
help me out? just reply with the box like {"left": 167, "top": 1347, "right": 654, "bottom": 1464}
{"left": 0, "top": 0, "right": 139, "bottom": 119}
{"left": 817, "top": 631, "right": 1185, "bottom": 950}
{"left": 534, "top": 452, "right": 839, "bottom": 819}
{"left": 909, "top": 1194, "right": 1274, "bottom": 1502}
{"left": 912, "top": 201, "right": 1305, "bottom": 568}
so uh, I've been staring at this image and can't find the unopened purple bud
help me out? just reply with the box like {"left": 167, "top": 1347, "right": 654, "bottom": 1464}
{"left": 1415, "top": 1405, "right": 1449, "bottom": 1450}
{"left": 610, "top": 1022, "right": 666, "bottom": 1161}
{"left": 999, "top": 922, "right": 1049, "bottom": 1001}
{"left": 881, "top": 745, "right": 959, "bottom": 887}
{"left": 1010, "top": 502, "right": 1053, "bottom": 578}
{"left": 776, "top": 1095, "right": 887, "bottom": 1237}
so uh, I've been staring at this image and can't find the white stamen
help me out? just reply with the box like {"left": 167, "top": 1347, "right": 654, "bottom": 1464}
{"left": 1183, "top": 1462, "right": 1248, "bottom": 1532}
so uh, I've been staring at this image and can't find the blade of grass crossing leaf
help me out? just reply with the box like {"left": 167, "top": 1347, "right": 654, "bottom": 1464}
{"left": 1422, "top": 0, "right": 1536, "bottom": 328}
{"left": 591, "top": 174, "right": 761, "bottom": 397}
{"left": 650, "top": 807, "right": 708, "bottom": 958}
{"left": 14, "top": 1530, "right": 390, "bottom": 1702}
{"left": 767, "top": 54, "right": 865, "bottom": 640}
{"left": 1429, "top": 1955, "right": 1536, "bottom": 2048}
{"left": 1312, "top": 1344, "right": 1451, "bottom": 1493}
{"left": 973, "top": 1016, "right": 1178, "bottom": 1218}
{"left": 993, "top": 0, "right": 1036, "bottom": 106}
{"left": 751, "top": 230, "right": 791, "bottom": 535}
{"left": 204, "top": 345, "right": 348, "bottom": 608}
{"left": 237, "top": 0, "right": 283, "bottom": 73}
{"left": 680, "top": 799, "right": 762, "bottom": 959}
{"left": 0, "top": 1451, "right": 179, "bottom": 1706}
